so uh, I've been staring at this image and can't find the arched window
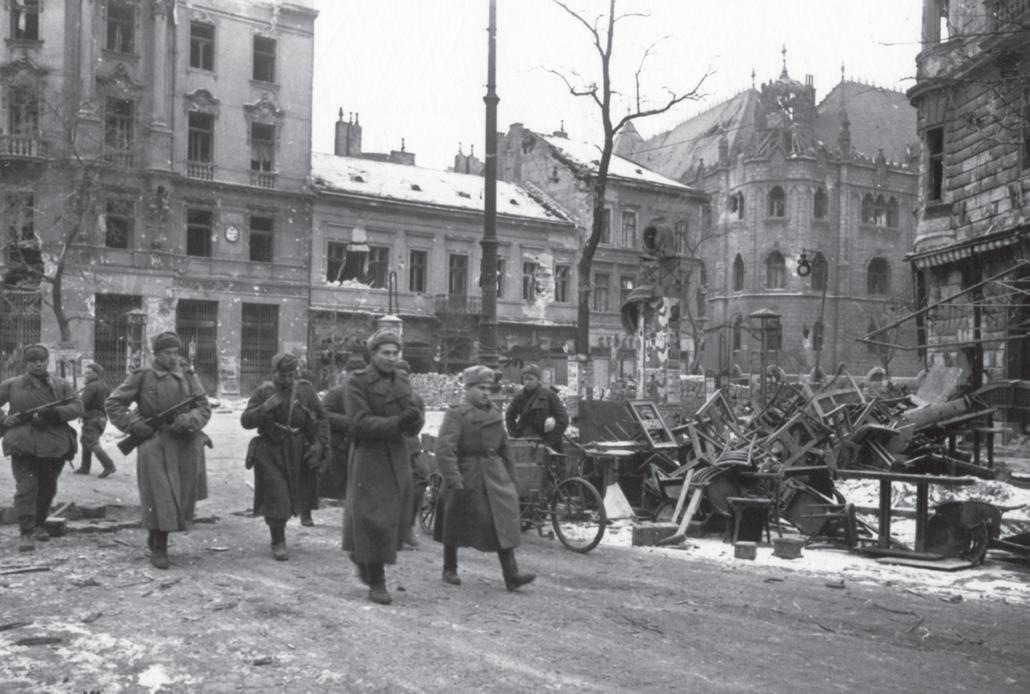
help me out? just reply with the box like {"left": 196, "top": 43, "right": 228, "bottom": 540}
{"left": 732, "top": 254, "right": 745, "bottom": 291}
{"left": 811, "top": 252, "right": 828, "bottom": 291}
{"left": 813, "top": 187, "right": 828, "bottom": 220}
{"left": 867, "top": 257, "right": 890, "bottom": 295}
{"left": 766, "top": 251, "right": 786, "bottom": 289}
{"left": 767, "top": 186, "right": 786, "bottom": 218}
{"left": 861, "top": 193, "right": 874, "bottom": 224}
{"left": 874, "top": 195, "right": 887, "bottom": 226}
{"left": 732, "top": 314, "right": 743, "bottom": 351}
{"left": 886, "top": 197, "right": 899, "bottom": 228}
{"left": 727, "top": 192, "right": 744, "bottom": 220}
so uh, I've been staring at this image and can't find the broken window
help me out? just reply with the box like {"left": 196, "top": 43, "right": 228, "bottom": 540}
{"left": 186, "top": 208, "right": 213, "bottom": 257}
{"left": 104, "top": 98, "right": 134, "bottom": 160}
{"left": 886, "top": 197, "right": 899, "bottom": 228}
{"left": 250, "top": 122, "right": 275, "bottom": 172}
{"left": 6, "top": 86, "right": 39, "bottom": 137}
{"left": 11, "top": 0, "right": 40, "bottom": 41}
{"left": 554, "top": 264, "right": 570, "bottom": 303}
{"left": 495, "top": 258, "right": 505, "bottom": 299}
{"left": 926, "top": 127, "right": 945, "bottom": 202}
{"left": 188, "top": 112, "right": 214, "bottom": 163}
{"left": 599, "top": 208, "right": 611, "bottom": 244}
{"left": 813, "top": 187, "right": 828, "bottom": 220}
{"left": 766, "top": 251, "right": 786, "bottom": 289}
{"left": 810, "top": 252, "right": 828, "bottom": 292}
{"left": 106, "top": 1, "right": 135, "bottom": 54}
{"left": 409, "top": 249, "right": 427, "bottom": 293}
{"left": 867, "top": 257, "right": 890, "bottom": 295}
{"left": 767, "top": 186, "right": 786, "bottom": 218}
{"left": 253, "top": 35, "right": 276, "bottom": 83}
{"left": 732, "top": 254, "right": 745, "bottom": 292}
{"left": 448, "top": 253, "right": 468, "bottom": 296}
{"left": 620, "top": 275, "right": 634, "bottom": 306}
{"left": 523, "top": 261, "right": 540, "bottom": 302}
{"left": 249, "top": 215, "right": 273, "bottom": 263}
{"left": 104, "top": 197, "right": 134, "bottom": 249}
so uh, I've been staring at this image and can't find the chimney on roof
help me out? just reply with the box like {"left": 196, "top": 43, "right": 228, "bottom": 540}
{"left": 334, "top": 108, "right": 362, "bottom": 157}
{"left": 389, "top": 137, "right": 416, "bottom": 166}
{"left": 552, "top": 120, "right": 568, "bottom": 138}
{"left": 805, "top": 74, "right": 813, "bottom": 87}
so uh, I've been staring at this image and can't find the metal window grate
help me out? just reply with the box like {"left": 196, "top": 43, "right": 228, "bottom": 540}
{"left": 240, "top": 303, "right": 278, "bottom": 393}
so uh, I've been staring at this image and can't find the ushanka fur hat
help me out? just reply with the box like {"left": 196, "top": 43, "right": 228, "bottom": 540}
{"left": 152, "top": 331, "right": 182, "bottom": 353}
{"left": 22, "top": 344, "right": 49, "bottom": 362}
{"left": 463, "top": 365, "right": 496, "bottom": 388}
{"left": 366, "top": 330, "right": 402, "bottom": 353}
{"left": 520, "top": 363, "right": 543, "bottom": 380}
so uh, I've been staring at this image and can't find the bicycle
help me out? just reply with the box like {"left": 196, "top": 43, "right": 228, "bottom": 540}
{"left": 511, "top": 438, "right": 606, "bottom": 553}
{"left": 417, "top": 439, "right": 607, "bottom": 553}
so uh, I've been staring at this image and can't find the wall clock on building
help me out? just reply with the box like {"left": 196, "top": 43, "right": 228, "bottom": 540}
{"left": 224, "top": 225, "right": 240, "bottom": 243}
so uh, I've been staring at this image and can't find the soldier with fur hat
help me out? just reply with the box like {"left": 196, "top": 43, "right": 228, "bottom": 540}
{"left": 106, "top": 331, "right": 211, "bottom": 569}
{"left": 433, "top": 364, "right": 535, "bottom": 591}
{"left": 0, "top": 344, "right": 83, "bottom": 552}
{"left": 241, "top": 351, "right": 329, "bottom": 557}
{"left": 342, "top": 330, "right": 422, "bottom": 605}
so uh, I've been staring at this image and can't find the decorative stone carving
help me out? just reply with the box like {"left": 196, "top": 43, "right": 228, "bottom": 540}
{"left": 185, "top": 88, "right": 220, "bottom": 115}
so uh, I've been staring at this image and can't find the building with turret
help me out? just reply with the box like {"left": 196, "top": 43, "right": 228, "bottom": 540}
{"left": 618, "top": 55, "right": 922, "bottom": 384}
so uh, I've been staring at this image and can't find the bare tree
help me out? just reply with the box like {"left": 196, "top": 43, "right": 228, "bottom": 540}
{"left": 549, "top": 0, "right": 707, "bottom": 395}
{"left": 2, "top": 90, "right": 114, "bottom": 347}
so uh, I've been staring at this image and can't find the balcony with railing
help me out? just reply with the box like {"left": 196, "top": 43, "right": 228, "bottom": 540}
{"left": 187, "top": 161, "right": 215, "bottom": 181}
{"left": 102, "top": 149, "right": 134, "bottom": 167}
{"left": 434, "top": 294, "right": 482, "bottom": 317}
{"left": 250, "top": 170, "right": 277, "bottom": 189}
{"left": 0, "top": 134, "right": 48, "bottom": 160}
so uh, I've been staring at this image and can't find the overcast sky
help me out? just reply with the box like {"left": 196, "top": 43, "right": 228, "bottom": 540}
{"left": 311, "top": 0, "right": 923, "bottom": 171}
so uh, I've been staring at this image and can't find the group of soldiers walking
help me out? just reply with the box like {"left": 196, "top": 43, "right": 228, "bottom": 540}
{"left": 1, "top": 328, "right": 569, "bottom": 605}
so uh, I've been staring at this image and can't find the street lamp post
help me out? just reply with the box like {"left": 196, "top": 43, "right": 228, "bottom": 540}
{"left": 797, "top": 249, "right": 828, "bottom": 383}
{"left": 477, "top": 0, "right": 500, "bottom": 369}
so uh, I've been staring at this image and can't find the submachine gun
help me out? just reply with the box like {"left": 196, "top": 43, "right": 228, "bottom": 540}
{"left": 0, "top": 396, "right": 78, "bottom": 436}
{"left": 117, "top": 393, "right": 208, "bottom": 455}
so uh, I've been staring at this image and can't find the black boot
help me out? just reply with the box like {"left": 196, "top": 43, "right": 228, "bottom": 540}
{"left": 151, "top": 531, "right": 170, "bottom": 570}
{"left": 269, "top": 524, "right": 288, "bottom": 561}
{"left": 498, "top": 548, "right": 535, "bottom": 592}
{"left": 93, "top": 446, "right": 116, "bottom": 478}
{"left": 76, "top": 450, "right": 92, "bottom": 475}
{"left": 442, "top": 544, "right": 461, "bottom": 585}
{"left": 349, "top": 553, "right": 370, "bottom": 585}
{"left": 366, "top": 562, "right": 391, "bottom": 604}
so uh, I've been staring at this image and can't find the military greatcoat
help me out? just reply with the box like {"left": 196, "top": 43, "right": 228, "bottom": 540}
{"left": 106, "top": 364, "right": 211, "bottom": 531}
{"left": 433, "top": 401, "right": 521, "bottom": 552}
{"left": 341, "top": 366, "right": 421, "bottom": 564}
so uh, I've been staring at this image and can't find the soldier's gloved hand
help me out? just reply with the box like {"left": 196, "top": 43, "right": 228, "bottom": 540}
{"left": 2, "top": 414, "right": 19, "bottom": 429}
{"left": 261, "top": 393, "right": 283, "bottom": 413}
{"left": 543, "top": 416, "right": 556, "bottom": 433}
{"left": 129, "top": 421, "right": 155, "bottom": 439}
{"left": 171, "top": 413, "right": 194, "bottom": 434}
{"left": 399, "top": 408, "right": 421, "bottom": 431}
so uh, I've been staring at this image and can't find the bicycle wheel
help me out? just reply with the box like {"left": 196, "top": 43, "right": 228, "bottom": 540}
{"left": 550, "top": 477, "right": 606, "bottom": 553}
{"left": 418, "top": 471, "right": 443, "bottom": 533}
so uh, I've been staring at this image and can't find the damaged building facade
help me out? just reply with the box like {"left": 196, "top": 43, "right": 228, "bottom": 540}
{"left": 905, "top": 0, "right": 1030, "bottom": 432}
{"left": 308, "top": 115, "right": 578, "bottom": 387}
{"left": 497, "top": 123, "right": 709, "bottom": 395}
{"left": 0, "top": 0, "right": 317, "bottom": 394}
{"left": 615, "top": 58, "right": 924, "bottom": 384}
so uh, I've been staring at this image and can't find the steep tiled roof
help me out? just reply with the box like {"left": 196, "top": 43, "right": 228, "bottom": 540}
{"left": 814, "top": 81, "right": 917, "bottom": 162}
{"left": 310, "top": 152, "right": 572, "bottom": 222}
{"left": 624, "top": 90, "right": 760, "bottom": 182}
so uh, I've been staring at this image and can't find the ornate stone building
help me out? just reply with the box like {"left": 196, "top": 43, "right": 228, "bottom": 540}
{"left": 0, "top": 0, "right": 317, "bottom": 394}
{"left": 617, "top": 58, "right": 923, "bottom": 384}
{"left": 907, "top": 1, "right": 1030, "bottom": 429}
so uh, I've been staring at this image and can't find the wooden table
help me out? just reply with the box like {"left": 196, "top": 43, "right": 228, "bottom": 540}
{"left": 836, "top": 470, "right": 976, "bottom": 557}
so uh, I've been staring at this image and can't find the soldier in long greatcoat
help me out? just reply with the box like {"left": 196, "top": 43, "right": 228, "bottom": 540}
{"left": 241, "top": 352, "right": 329, "bottom": 560}
{"left": 342, "top": 330, "right": 422, "bottom": 605}
{"left": 434, "top": 365, "right": 535, "bottom": 592}
{"left": 106, "top": 332, "right": 211, "bottom": 570}
{"left": 320, "top": 356, "right": 367, "bottom": 502}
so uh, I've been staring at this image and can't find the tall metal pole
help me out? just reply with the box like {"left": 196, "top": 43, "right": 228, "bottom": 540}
{"left": 478, "top": 0, "right": 500, "bottom": 369}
